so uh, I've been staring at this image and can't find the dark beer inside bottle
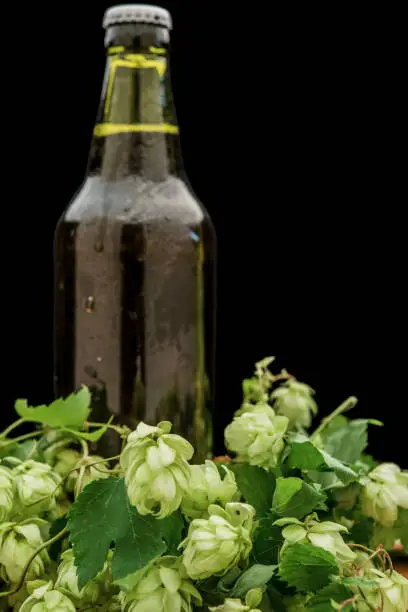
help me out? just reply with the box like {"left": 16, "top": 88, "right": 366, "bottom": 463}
{"left": 54, "top": 20, "right": 216, "bottom": 460}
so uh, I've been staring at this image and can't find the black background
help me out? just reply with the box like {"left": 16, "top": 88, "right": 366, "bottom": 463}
{"left": 1, "top": 3, "right": 405, "bottom": 462}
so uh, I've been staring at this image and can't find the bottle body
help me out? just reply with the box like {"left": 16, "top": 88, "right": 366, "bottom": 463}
{"left": 53, "top": 15, "right": 216, "bottom": 460}
{"left": 54, "top": 173, "right": 216, "bottom": 459}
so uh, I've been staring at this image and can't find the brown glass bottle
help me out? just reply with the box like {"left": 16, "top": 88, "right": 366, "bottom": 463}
{"left": 53, "top": 5, "right": 216, "bottom": 460}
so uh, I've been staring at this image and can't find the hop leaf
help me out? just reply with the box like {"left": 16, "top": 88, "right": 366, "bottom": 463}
{"left": 278, "top": 542, "right": 339, "bottom": 592}
{"left": 181, "top": 460, "right": 238, "bottom": 521}
{"left": 360, "top": 462, "right": 408, "bottom": 527}
{"left": 224, "top": 405, "right": 289, "bottom": 470}
{"left": 120, "top": 421, "right": 193, "bottom": 518}
{"left": 0, "top": 520, "right": 50, "bottom": 584}
{"left": 179, "top": 503, "right": 255, "bottom": 581}
{"left": 270, "top": 380, "right": 318, "bottom": 429}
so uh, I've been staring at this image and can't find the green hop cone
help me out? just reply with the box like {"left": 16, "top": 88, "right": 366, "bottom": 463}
{"left": 65, "top": 454, "right": 111, "bottom": 494}
{"left": 53, "top": 449, "right": 82, "bottom": 480}
{"left": 120, "top": 421, "right": 193, "bottom": 518}
{"left": 19, "top": 580, "right": 75, "bottom": 612}
{"left": 121, "top": 556, "right": 202, "bottom": 612}
{"left": 224, "top": 405, "right": 289, "bottom": 470}
{"left": 13, "top": 460, "right": 62, "bottom": 516}
{"left": 360, "top": 462, "right": 408, "bottom": 527}
{"left": 209, "top": 589, "right": 263, "bottom": 612}
{"left": 179, "top": 502, "right": 255, "bottom": 581}
{"left": 270, "top": 379, "right": 318, "bottom": 429}
{"left": 0, "top": 465, "right": 14, "bottom": 522}
{"left": 282, "top": 595, "right": 309, "bottom": 611}
{"left": 0, "top": 520, "right": 50, "bottom": 584}
{"left": 181, "top": 460, "right": 238, "bottom": 521}
{"left": 274, "top": 513, "right": 356, "bottom": 563}
{"left": 55, "top": 548, "right": 113, "bottom": 607}
{"left": 352, "top": 568, "right": 408, "bottom": 612}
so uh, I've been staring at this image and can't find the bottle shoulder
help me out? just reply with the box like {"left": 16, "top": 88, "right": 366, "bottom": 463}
{"left": 62, "top": 175, "right": 210, "bottom": 227}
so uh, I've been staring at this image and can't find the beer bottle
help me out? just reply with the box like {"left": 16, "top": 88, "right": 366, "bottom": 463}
{"left": 53, "top": 4, "right": 216, "bottom": 460}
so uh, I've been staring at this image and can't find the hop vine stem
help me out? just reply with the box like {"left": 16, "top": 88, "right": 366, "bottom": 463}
{"left": 0, "top": 528, "right": 68, "bottom": 599}
{"left": 0, "top": 417, "right": 28, "bottom": 438}
{"left": 310, "top": 396, "right": 358, "bottom": 441}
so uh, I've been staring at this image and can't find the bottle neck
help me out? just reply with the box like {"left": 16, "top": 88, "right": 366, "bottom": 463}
{"left": 87, "top": 24, "right": 183, "bottom": 181}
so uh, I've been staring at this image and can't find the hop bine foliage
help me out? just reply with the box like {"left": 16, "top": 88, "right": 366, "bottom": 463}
{"left": 120, "top": 420, "right": 193, "bottom": 518}
{"left": 0, "top": 357, "right": 407, "bottom": 611}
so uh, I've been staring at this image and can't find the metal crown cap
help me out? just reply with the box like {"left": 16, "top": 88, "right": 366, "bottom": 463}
{"left": 103, "top": 4, "right": 173, "bottom": 30}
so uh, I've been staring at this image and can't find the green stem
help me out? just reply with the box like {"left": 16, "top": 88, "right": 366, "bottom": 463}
{"left": 0, "top": 430, "right": 43, "bottom": 448}
{"left": 310, "top": 396, "right": 358, "bottom": 441}
{"left": 85, "top": 421, "right": 126, "bottom": 435}
{"left": 0, "top": 528, "right": 68, "bottom": 598}
{"left": 75, "top": 439, "right": 89, "bottom": 498}
{"left": 0, "top": 418, "right": 28, "bottom": 439}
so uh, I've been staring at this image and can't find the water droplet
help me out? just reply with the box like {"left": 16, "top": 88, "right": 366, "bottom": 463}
{"left": 85, "top": 296, "right": 95, "bottom": 313}
{"left": 94, "top": 240, "right": 104, "bottom": 253}
{"left": 97, "top": 356, "right": 103, "bottom": 363}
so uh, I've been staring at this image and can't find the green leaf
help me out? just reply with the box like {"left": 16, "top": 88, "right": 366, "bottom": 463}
{"left": 307, "top": 582, "right": 353, "bottom": 611}
{"left": 157, "top": 510, "right": 185, "bottom": 556}
{"left": 287, "top": 442, "right": 358, "bottom": 485}
{"left": 279, "top": 542, "right": 339, "bottom": 592}
{"left": 230, "top": 464, "right": 276, "bottom": 518}
{"left": 67, "top": 477, "right": 167, "bottom": 587}
{"left": 231, "top": 564, "right": 276, "bottom": 598}
{"left": 348, "top": 512, "right": 374, "bottom": 548}
{"left": 272, "top": 477, "right": 327, "bottom": 519}
{"left": 252, "top": 515, "right": 284, "bottom": 565}
{"left": 15, "top": 387, "right": 91, "bottom": 430}
{"left": 321, "top": 417, "right": 382, "bottom": 464}
{"left": 0, "top": 439, "right": 37, "bottom": 460}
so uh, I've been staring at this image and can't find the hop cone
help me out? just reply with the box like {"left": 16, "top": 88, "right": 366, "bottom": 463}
{"left": 209, "top": 589, "right": 262, "bottom": 611}
{"left": 121, "top": 556, "right": 202, "bottom": 612}
{"left": 0, "top": 465, "right": 14, "bottom": 522}
{"left": 224, "top": 405, "right": 289, "bottom": 469}
{"left": 64, "top": 453, "right": 111, "bottom": 494}
{"left": 352, "top": 568, "right": 408, "bottom": 612}
{"left": 179, "top": 503, "right": 255, "bottom": 580}
{"left": 360, "top": 462, "right": 408, "bottom": 527}
{"left": 0, "top": 520, "right": 50, "bottom": 584}
{"left": 270, "top": 379, "right": 317, "bottom": 429}
{"left": 275, "top": 514, "right": 356, "bottom": 563}
{"left": 55, "top": 548, "right": 113, "bottom": 607}
{"left": 120, "top": 421, "right": 193, "bottom": 518}
{"left": 19, "top": 580, "right": 75, "bottom": 612}
{"left": 181, "top": 460, "right": 238, "bottom": 521}
{"left": 13, "top": 460, "right": 62, "bottom": 516}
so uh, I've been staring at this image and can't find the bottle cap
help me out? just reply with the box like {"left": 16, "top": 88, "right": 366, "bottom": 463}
{"left": 103, "top": 4, "right": 173, "bottom": 30}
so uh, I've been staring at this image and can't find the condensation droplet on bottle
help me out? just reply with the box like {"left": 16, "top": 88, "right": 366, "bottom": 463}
{"left": 97, "top": 356, "right": 103, "bottom": 363}
{"left": 85, "top": 296, "right": 95, "bottom": 313}
{"left": 94, "top": 240, "right": 104, "bottom": 253}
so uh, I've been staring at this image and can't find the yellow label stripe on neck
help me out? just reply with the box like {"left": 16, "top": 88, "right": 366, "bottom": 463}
{"left": 94, "top": 123, "right": 179, "bottom": 137}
